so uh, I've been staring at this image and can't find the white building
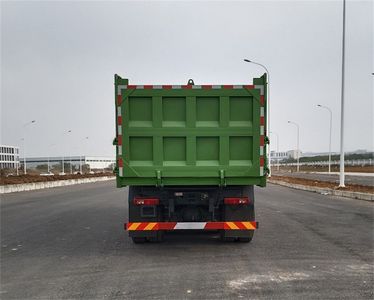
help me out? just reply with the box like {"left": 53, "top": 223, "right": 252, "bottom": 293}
{"left": 270, "top": 150, "right": 302, "bottom": 162}
{"left": 287, "top": 150, "right": 302, "bottom": 160}
{"left": 270, "top": 151, "right": 289, "bottom": 162}
{"left": 0, "top": 145, "right": 20, "bottom": 169}
{"left": 21, "top": 156, "right": 115, "bottom": 171}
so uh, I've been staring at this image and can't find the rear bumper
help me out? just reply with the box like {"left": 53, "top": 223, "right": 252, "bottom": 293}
{"left": 125, "top": 221, "right": 258, "bottom": 231}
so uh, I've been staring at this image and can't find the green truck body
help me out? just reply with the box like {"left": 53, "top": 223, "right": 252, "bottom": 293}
{"left": 114, "top": 74, "right": 268, "bottom": 187}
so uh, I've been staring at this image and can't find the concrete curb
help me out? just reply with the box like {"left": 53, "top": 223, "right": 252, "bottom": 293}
{"left": 0, "top": 176, "right": 115, "bottom": 194}
{"left": 269, "top": 179, "right": 374, "bottom": 202}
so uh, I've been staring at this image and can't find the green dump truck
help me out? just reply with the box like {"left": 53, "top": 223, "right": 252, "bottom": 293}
{"left": 114, "top": 74, "right": 267, "bottom": 243}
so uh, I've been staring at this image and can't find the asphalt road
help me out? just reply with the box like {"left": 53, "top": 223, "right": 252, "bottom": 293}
{"left": 1, "top": 181, "right": 373, "bottom": 299}
{"left": 273, "top": 171, "right": 374, "bottom": 186}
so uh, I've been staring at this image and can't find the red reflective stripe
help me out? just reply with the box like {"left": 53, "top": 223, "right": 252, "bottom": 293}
{"left": 182, "top": 85, "right": 193, "bottom": 89}
{"left": 235, "top": 222, "right": 247, "bottom": 230}
{"left": 223, "top": 85, "right": 233, "bottom": 89}
{"left": 117, "top": 135, "right": 122, "bottom": 146}
{"left": 260, "top": 157, "right": 264, "bottom": 166}
{"left": 118, "top": 116, "right": 122, "bottom": 125}
{"left": 260, "top": 116, "right": 264, "bottom": 126}
{"left": 260, "top": 95, "right": 265, "bottom": 105}
{"left": 204, "top": 222, "right": 224, "bottom": 230}
{"left": 118, "top": 158, "right": 123, "bottom": 167}
{"left": 244, "top": 84, "right": 254, "bottom": 89}
{"left": 202, "top": 85, "right": 212, "bottom": 89}
{"left": 144, "top": 85, "right": 153, "bottom": 89}
{"left": 260, "top": 136, "right": 265, "bottom": 146}
{"left": 117, "top": 95, "right": 122, "bottom": 106}
{"left": 251, "top": 221, "right": 258, "bottom": 229}
{"left": 127, "top": 85, "right": 136, "bottom": 89}
{"left": 162, "top": 85, "right": 172, "bottom": 89}
{"left": 157, "top": 222, "right": 177, "bottom": 230}
{"left": 136, "top": 223, "right": 148, "bottom": 230}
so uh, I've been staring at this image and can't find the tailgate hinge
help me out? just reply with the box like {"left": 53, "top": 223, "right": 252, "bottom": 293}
{"left": 156, "top": 170, "right": 163, "bottom": 187}
{"left": 219, "top": 170, "right": 226, "bottom": 187}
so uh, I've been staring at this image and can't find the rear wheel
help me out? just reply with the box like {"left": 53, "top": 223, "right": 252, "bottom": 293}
{"left": 238, "top": 236, "right": 253, "bottom": 243}
{"left": 148, "top": 231, "right": 164, "bottom": 243}
{"left": 238, "top": 230, "right": 254, "bottom": 243}
{"left": 220, "top": 230, "right": 254, "bottom": 243}
{"left": 131, "top": 237, "right": 147, "bottom": 244}
{"left": 219, "top": 231, "right": 235, "bottom": 242}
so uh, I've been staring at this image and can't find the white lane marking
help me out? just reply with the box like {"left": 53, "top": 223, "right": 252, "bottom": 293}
{"left": 228, "top": 272, "right": 310, "bottom": 289}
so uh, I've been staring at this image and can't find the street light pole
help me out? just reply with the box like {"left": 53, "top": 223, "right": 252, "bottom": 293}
{"left": 270, "top": 131, "right": 280, "bottom": 171}
{"left": 61, "top": 130, "right": 72, "bottom": 175}
{"left": 79, "top": 136, "right": 89, "bottom": 174}
{"left": 243, "top": 59, "right": 271, "bottom": 176}
{"left": 16, "top": 146, "right": 19, "bottom": 176}
{"left": 22, "top": 120, "right": 36, "bottom": 175}
{"left": 339, "top": 0, "right": 346, "bottom": 187}
{"left": 48, "top": 143, "right": 56, "bottom": 174}
{"left": 22, "top": 138, "right": 26, "bottom": 175}
{"left": 317, "top": 104, "right": 333, "bottom": 173}
{"left": 288, "top": 121, "right": 300, "bottom": 172}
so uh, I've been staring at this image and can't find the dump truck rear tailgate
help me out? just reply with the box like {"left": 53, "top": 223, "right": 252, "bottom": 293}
{"left": 114, "top": 75, "right": 267, "bottom": 187}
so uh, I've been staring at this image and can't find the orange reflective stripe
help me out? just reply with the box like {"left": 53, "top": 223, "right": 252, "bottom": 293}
{"left": 234, "top": 222, "right": 246, "bottom": 230}
{"left": 226, "top": 222, "right": 239, "bottom": 230}
{"left": 144, "top": 222, "right": 157, "bottom": 231}
{"left": 242, "top": 222, "right": 255, "bottom": 230}
{"left": 127, "top": 223, "right": 141, "bottom": 231}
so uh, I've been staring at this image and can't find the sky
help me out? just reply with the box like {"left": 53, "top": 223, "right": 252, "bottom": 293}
{"left": 1, "top": 0, "right": 373, "bottom": 158}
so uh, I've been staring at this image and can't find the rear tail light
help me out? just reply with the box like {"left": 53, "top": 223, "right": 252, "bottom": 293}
{"left": 224, "top": 197, "right": 250, "bottom": 205}
{"left": 133, "top": 197, "right": 160, "bottom": 206}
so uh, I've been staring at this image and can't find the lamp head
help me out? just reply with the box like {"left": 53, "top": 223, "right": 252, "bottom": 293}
{"left": 243, "top": 59, "right": 251, "bottom": 63}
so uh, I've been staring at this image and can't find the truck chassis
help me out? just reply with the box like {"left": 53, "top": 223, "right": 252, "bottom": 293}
{"left": 125, "top": 185, "right": 257, "bottom": 243}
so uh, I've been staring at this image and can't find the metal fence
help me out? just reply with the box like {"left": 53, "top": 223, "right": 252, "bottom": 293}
{"left": 273, "top": 159, "right": 373, "bottom": 167}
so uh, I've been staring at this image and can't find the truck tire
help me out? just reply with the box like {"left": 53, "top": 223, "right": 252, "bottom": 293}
{"left": 148, "top": 231, "right": 164, "bottom": 243}
{"left": 220, "top": 233, "right": 254, "bottom": 243}
{"left": 219, "top": 231, "right": 235, "bottom": 242}
{"left": 238, "top": 232, "right": 254, "bottom": 243}
{"left": 132, "top": 237, "right": 147, "bottom": 244}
